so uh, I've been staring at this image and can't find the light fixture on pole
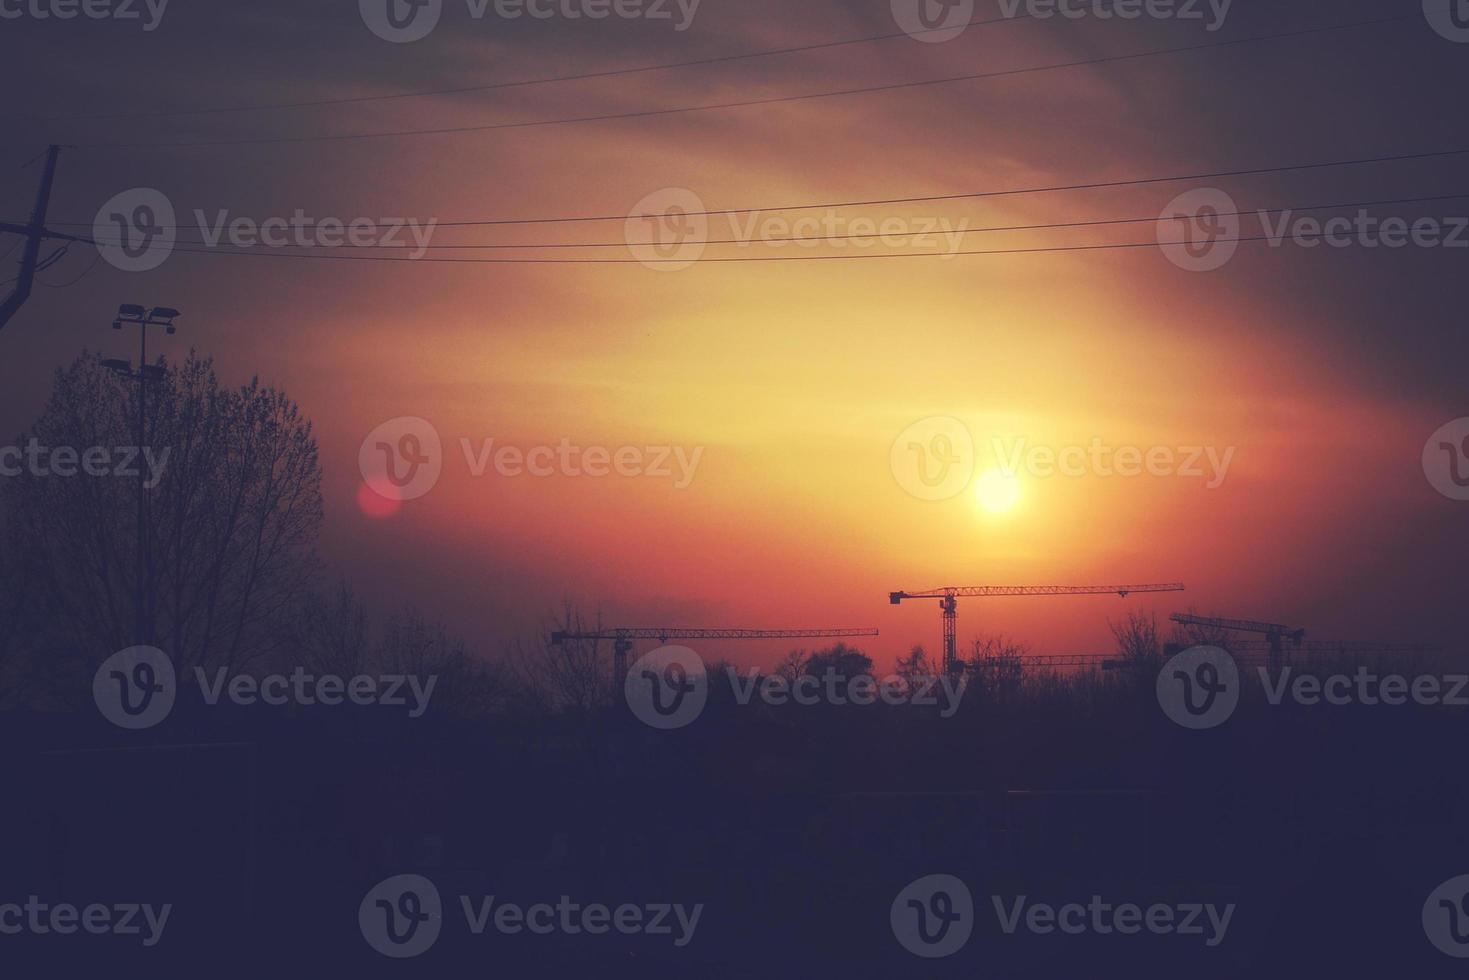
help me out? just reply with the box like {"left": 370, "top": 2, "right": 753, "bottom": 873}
{"left": 107, "top": 304, "right": 181, "bottom": 647}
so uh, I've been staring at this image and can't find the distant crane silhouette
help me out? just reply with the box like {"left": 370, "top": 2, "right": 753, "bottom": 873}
{"left": 890, "top": 583, "right": 1186, "bottom": 674}
{"left": 1169, "top": 612, "right": 1304, "bottom": 669}
{"left": 549, "top": 627, "right": 881, "bottom": 687}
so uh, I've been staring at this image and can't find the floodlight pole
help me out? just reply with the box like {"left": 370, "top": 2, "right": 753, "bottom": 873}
{"left": 111, "top": 306, "right": 178, "bottom": 646}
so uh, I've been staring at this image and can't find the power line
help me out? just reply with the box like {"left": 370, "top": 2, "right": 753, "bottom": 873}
{"left": 15, "top": 11, "right": 1033, "bottom": 121}
{"left": 37, "top": 248, "right": 101, "bottom": 287}
{"left": 42, "top": 144, "right": 1469, "bottom": 230}
{"left": 76, "top": 192, "right": 1469, "bottom": 251}
{"left": 67, "top": 196, "right": 1469, "bottom": 265}
{"left": 63, "top": 232, "right": 1434, "bottom": 263}
{"left": 71, "top": 11, "right": 1417, "bottom": 150}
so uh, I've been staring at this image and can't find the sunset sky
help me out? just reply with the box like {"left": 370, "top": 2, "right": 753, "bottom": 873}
{"left": 1, "top": 0, "right": 1464, "bottom": 668}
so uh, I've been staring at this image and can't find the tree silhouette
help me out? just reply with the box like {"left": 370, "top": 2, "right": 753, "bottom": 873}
{"left": 0, "top": 351, "right": 322, "bottom": 685}
{"left": 800, "top": 642, "right": 873, "bottom": 679}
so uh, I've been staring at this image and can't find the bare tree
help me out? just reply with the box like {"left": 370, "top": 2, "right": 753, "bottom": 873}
{"left": 801, "top": 643, "right": 873, "bottom": 679}
{"left": 961, "top": 634, "right": 1029, "bottom": 694}
{"left": 509, "top": 604, "right": 609, "bottom": 712}
{"left": 0, "top": 351, "right": 322, "bottom": 676}
{"left": 894, "top": 645, "right": 934, "bottom": 685}
{"left": 293, "top": 579, "right": 371, "bottom": 678}
{"left": 772, "top": 649, "right": 808, "bottom": 683}
{"left": 1109, "top": 611, "right": 1162, "bottom": 667}
{"left": 377, "top": 607, "right": 508, "bottom": 718}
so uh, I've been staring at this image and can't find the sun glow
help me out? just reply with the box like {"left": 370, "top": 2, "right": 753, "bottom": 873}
{"left": 975, "top": 468, "right": 1021, "bottom": 514}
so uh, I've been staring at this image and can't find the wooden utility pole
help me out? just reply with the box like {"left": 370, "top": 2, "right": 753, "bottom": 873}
{"left": 0, "top": 145, "right": 62, "bottom": 333}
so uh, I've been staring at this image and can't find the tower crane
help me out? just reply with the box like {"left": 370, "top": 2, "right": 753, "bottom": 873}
{"left": 549, "top": 627, "right": 881, "bottom": 687}
{"left": 889, "top": 583, "right": 1186, "bottom": 674}
{"left": 1169, "top": 613, "right": 1303, "bottom": 669}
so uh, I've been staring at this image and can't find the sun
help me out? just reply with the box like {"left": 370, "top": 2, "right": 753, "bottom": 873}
{"left": 974, "top": 467, "right": 1021, "bottom": 514}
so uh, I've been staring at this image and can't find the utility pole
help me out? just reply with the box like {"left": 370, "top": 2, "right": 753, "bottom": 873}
{"left": 0, "top": 145, "right": 62, "bottom": 333}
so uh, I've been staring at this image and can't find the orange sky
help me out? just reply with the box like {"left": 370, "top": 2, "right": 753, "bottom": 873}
{"left": 2, "top": 0, "right": 1465, "bottom": 667}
